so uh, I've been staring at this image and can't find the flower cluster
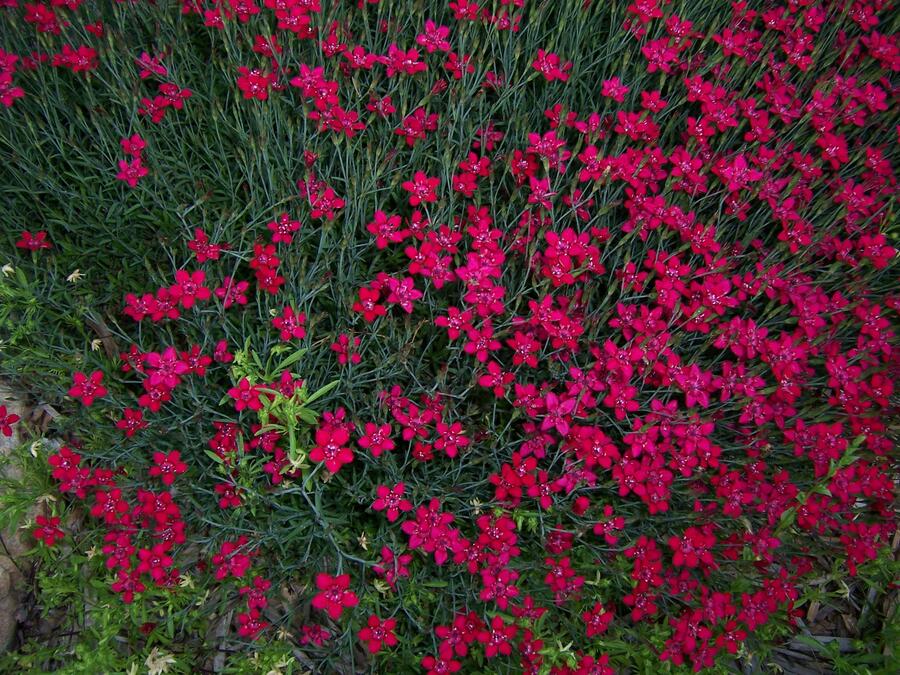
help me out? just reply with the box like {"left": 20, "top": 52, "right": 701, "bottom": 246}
{"left": 3, "top": 0, "right": 898, "bottom": 673}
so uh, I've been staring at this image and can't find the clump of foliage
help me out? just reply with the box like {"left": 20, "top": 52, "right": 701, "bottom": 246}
{"left": 0, "top": 0, "right": 898, "bottom": 673}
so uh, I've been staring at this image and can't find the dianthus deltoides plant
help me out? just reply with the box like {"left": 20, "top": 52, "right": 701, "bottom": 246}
{"left": 0, "top": 0, "right": 898, "bottom": 672}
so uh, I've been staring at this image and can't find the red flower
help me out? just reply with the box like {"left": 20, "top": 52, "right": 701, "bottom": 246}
{"left": 227, "top": 378, "right": 263, "bottom": 412}
{"left": 136, "top": 542, "right": 174, "bottom": 583}
{"left": 180, "top": 344, "right": 212, "bottom": 377}
{"left": 311, "top": 573, "right": 358, "bottom": 620}
{"left": 0, "top": 405, "right": 20, "bottom": 437}
{"left": 298, "top": 624, "right": 331, "bottom": 646}
{"left": 436, "top": 307, "right": 474, "bottom": 340}
{"left": 463, "top": 322, "right": 501, "bottom": 363}
{"left": 32, "top": 515, "right": 64, "bottom": 546}
{"left": 592, "top": 505, "right": 625, "bottom": 545}
{"left": 477, "top": 615, "right": 518, "bottom": 659}
{"left": 540, "top": 392, "right": 577, "bottom": 436}
{"left": 214, "top": 340, "right": 234, "bottom": 363}
{"left": 144, "top": 346, "right": 189, "bottom": 388}
{"left": 237, "top": 609, "right": 269, "bottom": 639}
{"left": 668, "top": 526, "right": 718, "bottom": 570}
{"left": 383, "top": 275, "right": 423, "bottom": 313}
{"left": 444, "top": 51, "right": 474, "bottom": 80}
{"left": 138, "top": 380, "right": 173, "bottom": 412}
{"left": 272, "top": 306, "right": 307, "bottom": 341}
{"left": 120, "top": 134, "right": 146, "bottom": 158}
{"left": 582, "top": 601, "right": 614, "bottom": 636}
{"left": 367, "top": 94, "right": 395, "bottom": 116}
{"left": 52, "top": 45, "right": 98, "bottom": 73}
{"left": 357, "top": 422, "right": 394, "bottom": 457}
{"left": 168, "top": 270, "right": 211, "bottom": 308}
{"left": 511, "top": 596, "right": 548, "bottom": 622}
{"left": 309, "top": 425, "right": 354, "bottom": 473}
{"left": 401, "top": 171, "right": 440, "bottom": 206}
{"left": 817, "top": 131, "right": 848, "bottom": 169}
{"left": 353, "top": 286, "right": 386, "bottom": 322}
{"left": 149, "top": 450, "right": 188, "bottom": 486}
{"left": 239, "top": 575, "right": 272, "bottom": 611}
{"left": 111, "top": 569, "right": 145, "bottom": 604}
{"left": 543, "top": 556, "right": 585, "bottom": 604}
{"left": 158, "top": 83, "right": 191, "bottom": 110}
{"left": 331, "top": 333, "right": 362, "bottom": 365}
{"left": 422, "top": 654, "right": 462, "bottom": 675}
{"left": 16, "top": 230, "right": 51, "bottom": 250}
{"left": 381, "top": 44, "right": 427, "bottom": 77}
{"left": 367, "top": 211, "right": 408, "bottom": 248}
{"left": 237, "top": 67, "right": 274, "bottom": 100}
{"left": 601, "top": 76, "right": 630, "bottom": 102}
{"left": 90, "top": 488, "right": 130, "bottom": 525}
{"left": 478, "top": 361, "right": 515, "bottom": 397}
{"left": 212, "top": 537, "right": 253, "bottom": 580}
{"left": 116, "top": 157, "right": 148, "bottom": 187}
{"left": 358, "top": 615, "right": 398, "bottom": 654}
{"left": 135, "top": 51, "right": 166, "bottom": 79}
{"left": 479, "top": 567, "right": 520, "bottom": 610}
{"left": 371, "top": 483, "right": 413, "bottom": 522}
{"left": 416, "top": 20, "right": 451, "bottom": 54}
{"left": 434, "top": 420, "right": 470, "bottom": 458}
{"left": 68, "top": 370, "right": 108, "bottom": 406}
{"left": 215, "top": 276, "right": 249, "bottom": 309}
{"left": 532, "top": 49, "right": 571, "bottom": 82}
{"left": 215, "top": 482, "right": 243, "bottom": 509}
{"left": 401, "top": 498, "right": 458, "bottom": 565}
{"left": 0, "top": 74, "right": 25, "bottom": 108}
{"left": 267, "top": 213, "right": 301, "bottom": 245}
{"left": 188, "top": 228, "right": 226, "bottom": 262}
{"left": 373, "top": 546, "right": 412, "bottom": 589}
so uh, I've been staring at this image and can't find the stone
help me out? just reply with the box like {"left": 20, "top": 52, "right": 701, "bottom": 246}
{"left": 0, "top": 383, "right": 30, "bottom": 653}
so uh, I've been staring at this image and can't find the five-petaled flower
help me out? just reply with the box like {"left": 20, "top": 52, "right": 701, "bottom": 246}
{"left": 16, "top": 230, "right": 52, "bottom": 250}
{"left": 227, "top": 378, "right": 263, "bottom": 412}
{"left": 69, "top": 370, "right": 108, "bottom": 406}
{"left": 0, "top": 405, "right": 20, "bottom": 437}
{"left": 272, "top": 306, "right": 307, "bottom": 341}
{"left": 357, "top": 422, "right": 395, "bottom": 457}
{"left": 237, "top": 67, "right": 274, "bottom": 100}
{"left": 311, "top": 573, "right": 358, "bottom": 620}
{"left": 371, "top": 483, "right": 413, "bottom": 522}
{"left": 309, "top": 424, "right": 354, "bottom": 473}
{"left": 149, "top": 450, "right": 188, "bottom": 486}
{"left": 401, "top": 171, "right": 440, "bottom": 206}
{"left": 359, "top": 615, "right": 398, "bottom": 654}
{"left": 32, "top": 515, "right": 64, "bottom": 546}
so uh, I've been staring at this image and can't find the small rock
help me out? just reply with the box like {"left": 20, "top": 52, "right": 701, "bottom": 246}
{"left": 0, "top": 383, "right": 33, "bottom": 653}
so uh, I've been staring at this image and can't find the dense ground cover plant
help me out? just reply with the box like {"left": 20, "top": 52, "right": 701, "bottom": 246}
{"left": 0, "top": 0, "right": 898, "bottom": 672}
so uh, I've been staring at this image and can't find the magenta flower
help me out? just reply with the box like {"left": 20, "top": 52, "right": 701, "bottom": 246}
{"left": 311, "top": 573, "right": 358, "bottom": 620}
{"left": 68, "top": 370, "right": 108, "bottom": 406}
